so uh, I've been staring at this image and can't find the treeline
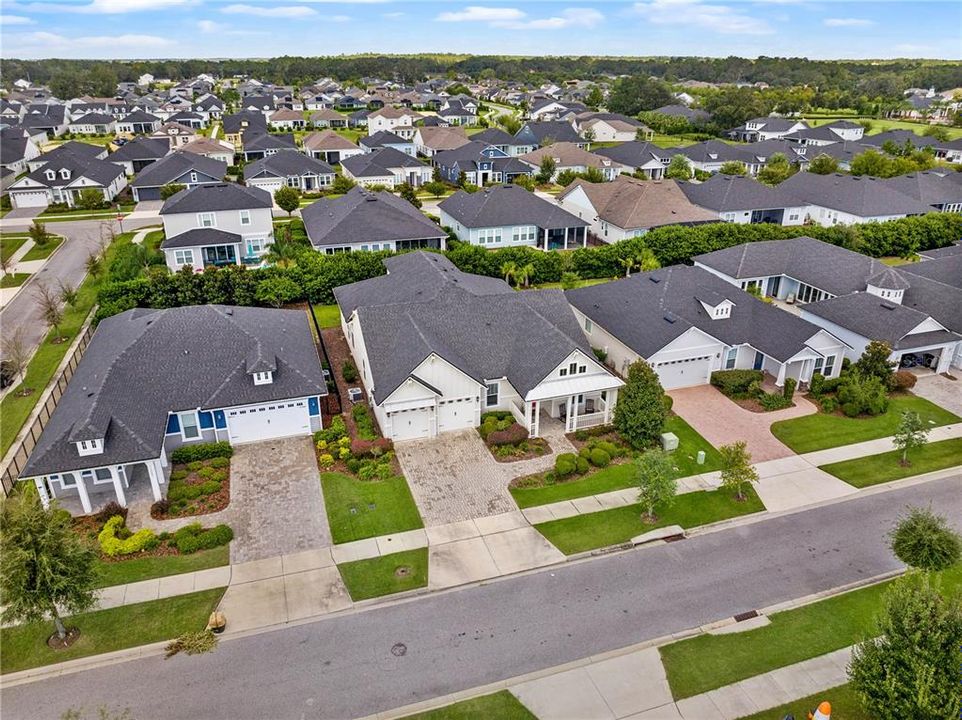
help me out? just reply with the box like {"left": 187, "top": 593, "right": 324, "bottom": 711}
{"left": 94, "top": 213, "right": 961, "bottom": 320}
{"left": 5, "top": 55, "right": 962, "bottom": 99}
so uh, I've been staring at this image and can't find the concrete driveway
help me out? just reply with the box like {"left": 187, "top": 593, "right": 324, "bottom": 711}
{"left": 669, "top": 385, "right": 818, "bottom": 463}
{"left": 911, "top": 374, "right": 962, "bottom": 417}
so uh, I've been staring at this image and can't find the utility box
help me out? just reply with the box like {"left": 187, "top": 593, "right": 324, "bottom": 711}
{"left": 696, "top": 450, "right": 706, "bottom": 465}
{"left": 660, "top": 432, "right": 679, "bottom": 452}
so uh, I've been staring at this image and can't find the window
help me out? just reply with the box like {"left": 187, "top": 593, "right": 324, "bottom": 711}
{"left": 189, "top": 172, "right": 198, "bottom": 183}
{"left": 239, "top": 209, "right": 252, "bottom": 226}
{"left": 725, "top": 347, "right": 737, "bottom": 369}
{"left": 584, "top": 317, "right": 592, "bottom": 333}
{"left": 486, "top": 383, "right": 499, "bottom": 407}
{"left": 579, "top": 365, "right": 587, "bottom": 374}
{"left": 60, "top": 168, "right": 70, "bottom": 179}
{"left": 512, "top": 225, "right": 537, "bottom": 244}
{"left": 559, "top": 368, "right": 568, "bottom": 377}
{"left": 813, "top": 357, "right": 824, "bottom": 375}
{"left": 246, "top": 238, "right": 262, "bottom": 256}
{"left": 253, "top": 371, "right": 273, "bottom": 385}
{"left": 173, "top": 249, "right": 194, "bottom": 266}
{"left": 477, "top": 228, "right": 501, "bottom": 245}
{"left": 198, "top": 212, "right": 215, "bottom": 228}
{"left": 180, "top": 411, "right": 200, "bottom": 440}
{"left": 569, "top": 362, "right": 578, "bottom": 375}
{"left": 823, "top": 355, "right": 836, "bottom": 377}
{"left": 45, "top": 169, "right": 56, "bottom": 180}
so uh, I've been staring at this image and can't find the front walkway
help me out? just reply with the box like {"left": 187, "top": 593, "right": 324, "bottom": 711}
{"left": 910, "top": 373, "right": 962, "bottom": 417}
{"left": 669, "top": 385, "right": 818, "bottom": 463}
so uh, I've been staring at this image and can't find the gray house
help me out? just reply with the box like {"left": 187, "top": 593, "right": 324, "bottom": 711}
{"left": 20, "top": 305, "right": 327, "bottom": 514}
{"left": 130, "top": 151, "right": 227, "bottom": 202}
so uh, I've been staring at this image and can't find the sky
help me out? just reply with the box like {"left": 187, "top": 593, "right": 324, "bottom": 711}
{"left": 1, "top": 0, "right": 959, "bottom": 61}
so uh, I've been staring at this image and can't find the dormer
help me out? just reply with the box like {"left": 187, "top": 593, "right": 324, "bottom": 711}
{"left": 76, "top": 438, "right": 104, "bottom": 456}
{"left": 697, "top": 291, "right": 734, "bottom": 319}
{"left": 246, "top": 342, "right": 276, "bottom": 386}
{"left": 865, "top": 267, "right": 909, "bottom": 305}
{"left": 69, "top": 417, "right": 109, "bottom": 457}
{"left": 45, "top": 169, "right": 56, "bottom": 181}
{"left": 60, "top": 168, "right": 71, "bottom": 180}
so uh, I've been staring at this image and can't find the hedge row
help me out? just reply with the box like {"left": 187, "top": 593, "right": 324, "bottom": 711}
{"left": 94, "top": 213, "right": 962, "bottom": 322}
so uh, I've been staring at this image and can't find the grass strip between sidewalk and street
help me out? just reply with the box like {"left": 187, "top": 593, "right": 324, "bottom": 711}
{"left": 535, "top": 486, "right": 764, "bottom": 555}
{"left": 769, "top": 395, "right": 959, "bottom": 454}
{"left": 93, "top": 546, "right": 230, "bottom": 589}
{"left": 659, "top": 564, "right": 962, "bottom": 700}
{"left": 819, "top": 437, "right": 962, "bottom": 488}
{"left": 0, "top": 587, "right": 226, "bottom": 674}
{"left": 735, "top": 683, "right": 870, "bottom": 720}
{"left": 337, "top": 548, "right": 428, "bottom": 601}
{"left": 400, "top": 690, "right": 537, "bottom": 720}
{"left": 320, "top": 471, "right": 424, "bottom": 544}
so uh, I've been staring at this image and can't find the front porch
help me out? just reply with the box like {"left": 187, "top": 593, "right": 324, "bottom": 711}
{"left": 31, "top": 456, "right": 168, "bottom": 516}
{"left": 509, "top": 388, "right": 619, "bottom": 437}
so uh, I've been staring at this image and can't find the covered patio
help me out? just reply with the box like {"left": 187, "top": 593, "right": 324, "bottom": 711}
{"left": 29, "top": 455, "right": 168, "bottom": 516}
{"left": 509, "top": 375, "right": 622, "bottom": 437}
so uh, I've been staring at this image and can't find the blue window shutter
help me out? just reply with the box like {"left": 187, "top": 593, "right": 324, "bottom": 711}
{"left": 198, "top": 411, "right": 214, "bottom": 429}
{"left": 213, "top": 410, "right": 227, "bottom": 429}
{"left": 165, "top": 414, "right": 180, "bottom": 434}
{"left": 308, "top": 397, "right": 320, "bottom": 416}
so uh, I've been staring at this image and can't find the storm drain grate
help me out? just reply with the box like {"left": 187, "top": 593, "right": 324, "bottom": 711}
{"left": 733, "top": 610, "right": 759, "bottom": 622}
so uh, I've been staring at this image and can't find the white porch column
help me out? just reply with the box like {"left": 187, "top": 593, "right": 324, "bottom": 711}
{"left": 75, "top": 472, "right": 92, "bottom": 515}
{"left": 34, "top": 478, "right": 51, "bottom": 509}
{"left": 109, "top": 466, "right": 127, "bottom": 508}
{"left": 532, "top": 401, "right": 540, "bottom": 437}
{"left": 604, "top": 388, "right": 617, "bottom": 424}
{"left": 146, "top": 460, "right": 162, "bottom": 502}
{"left": 775, "top": 362, "right": 787, "bottom": 387}
{"left": 563, "top": 227, "right": 570, "bottom": 250}
{"left": 567, "top": 395, "right": 578, "bottom": 433}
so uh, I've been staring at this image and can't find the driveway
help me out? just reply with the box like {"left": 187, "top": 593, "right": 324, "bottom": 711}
{"left": 911, "top": 373, "right": 962, "bottom": 417}
{"left": 396, "top": 420, "right": 575, "bottom": 526}
{"left": 2, "top": 207, "right": 43, "bottom": 220}
{"left": 669, "top": 385, "right": 818, "bottom": 463}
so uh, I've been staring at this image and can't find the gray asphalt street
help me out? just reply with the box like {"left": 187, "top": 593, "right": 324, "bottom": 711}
{"left": 3, "top": 475, "right": 960, "bottom": 720}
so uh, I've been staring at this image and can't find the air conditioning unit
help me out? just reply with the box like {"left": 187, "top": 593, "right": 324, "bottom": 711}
{"left": 347, "top": 387, "right": 363, "bottom": 404}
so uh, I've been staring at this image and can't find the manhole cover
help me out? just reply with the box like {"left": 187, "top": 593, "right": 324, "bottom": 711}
{"left": 395, "top": 566, "right": 411, "bottom": 578}
{"left": 391, "top": 643, "right": 407, "bottom": 657}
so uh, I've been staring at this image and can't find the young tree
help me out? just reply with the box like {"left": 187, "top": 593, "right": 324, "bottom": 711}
{"left": 500, "top": 261, "right": 517, "bottom": 285}
{"left": 331, "top": 174, "right": 356, "bottom": 194}
{"left": 397, "top": 182, "right": 422, "bottom": 209}
{"left": 58, "top": 280, "right": 79, "bottom": 307}
{"left": 254, "top": 275, "right": 301, "bottom": 308}
{"left": 76, "top": 188, "right": 106, "bottom": 211}
{"left": 635, "top": 450, "right": 677, "bottom": 522}
{"left": 719, "top": 161, "right": 747, "bottom": 176}
{"left": 854, "top": 340, "right": 897, "bottom": 387}
{"left": 514, "top": 262, "right": 535, "bottom": 288}
{"left": 85, "top": 250, "right": 103, "bottom": 279}
{"left": 160, "top": 183, "right": 186, "bottom": 200}
{"left": 664, "top": 154, "right": 692, "bottom": 180}
{"left": 848, "top": 575, "right": 962, "bottom": 720}
{"left": 1, "top": 327, "right": 31, "bottom": 393}
{"left": 756, "top": 153, "right": 795, "bottom": 185}
{"left": 889, "top": 506, "right": 962, "bottom": 572}
{"left": 35, "top": 283, "right": 65, "bottom": 341}
{"left": 582, "top": 127, "right": 596, "bottom": 145}
{"left": 424, "top": 180, "right": 447, "bottom": 198}
{"left": 614, "top": 360, "right": 668, "bottom": 449}
{"left": 892, "top": 410, "right": 930, "bottom": 465}
{"left": 585, "top": 85, "right": 604, "bottom": 110}
{"left": 808, "top": 154, "right": 839, "bottom": 175}
{"left": 535, "top": 155, "right": 557, "bottom": 185}
{"left": 498, "top": 114, "right": 521, "bottom": 136}
{"left": 456, "top": 170, "right": 468, "bottom": 188}
{"left": 273, "top": 185, "right": 300, "bottom": 216}
{"left": 0, "top": 490, "right": 98, "bottom": 642}
{"left": 719, "top": 441, "right": 759, "bottom": 501}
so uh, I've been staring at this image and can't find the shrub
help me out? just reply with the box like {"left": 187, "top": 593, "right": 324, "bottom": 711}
{"left": 574, "top": 429, "right": 589, "bottom": 441}
{"left": 592, "top": 347, "right": 607, "bottom": 363}
{"left": 197, "top": 466, "right": 217, "bottom": 480}
{"left": 167, "top": 480, "right": 220, "bottom": 502}
{"left": 171, "top": 442, "right": 233, "bottom": 464}
{"left": 662, "top": 395, "right": 673, "bottom": 413}
{"left": 614, "top": 360, "right": 667, "bottom": 450}
{"left": 98, "top": 516, "right": 158, "bottom": 557}
{"left": 820, "top": 396, "right": 839, "bottom": 414}
{"left": 318, "top": 453, "right": 335, "bottom": 467}
{"left": 889, "top": 506, "right": 962, "bottom": 572}
{"left": 351, "top": 404, "right": 379, "bottom": 440}
{"left": 891, "top": 370, "right": 917, "bottom": 391}
{"left": 350, "top": 437, "right": 394, "bottom": 457}
{"left": 172, "top": 523, "right": 234, "bottom": 554}
{"left": 782, "top": 377, "right": 797, "bottom": 401}
{"left": 576, "top": 456, "right": 590, "bottom": 474}
{"left": 487, "top": 422, "right": 529, "bottom": 447}
{"left": 710, "top": 370, "right": 764, "bottom": 398}
{"left": 151, "top": 498, "right": 170, "bottom": 516}
{"left": 315, "top": 415, "right": 347, "bottom": 444}
{"left": 809, "top": 372, "right": 825, "bottom": 397}
{"left": 588, "top": 448, "right": 611, "bottom": 467}
{"left": 758, "top": 392, "right": 793, "bottom": 411}
{"left": 94, "top": 500, "right": 128, "bottom": 525}
{"left": 554, "top": 457, "right": 577, "bottom": 477}
{"left": 342, "top": 360, "right": 358, "bottom": 383}
{"left": 170, "top": 469, "right": 189, "bottom": 482}
{"left": 186, "top": 461, "right": 204, "bottom": 472}
{"left": 838, "top": 372, "right": 889, "bottom": 417}
{"left": 208, "top": 456, "right": 230, "bottom": 468}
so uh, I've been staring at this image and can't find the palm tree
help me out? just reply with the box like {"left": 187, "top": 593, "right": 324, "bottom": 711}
{"left": 500, "top": 261, "right": 517, "bottom": 285}
{"left": 515, "top": 263, "right": 535, "bottom": 288}
{"left": 264, "top": 236, "right": 299, "bottom": 268}
{"left": 619, "top": 255, "right": 637, "bottom": 277}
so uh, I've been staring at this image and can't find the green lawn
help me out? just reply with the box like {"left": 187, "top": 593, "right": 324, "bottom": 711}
{"left": 320, "top": 471, "right": 424, "bottom": 544}
{"left": 0, "top": 235, "right": 27, "bottom": 263}
{"left": 530, "top": 277, "right": 612, "bottom": 291}
{"left": 312, "top": 304, "right": 342, "bottom": 329}
{"left": 93, "top": 546, "right": 230, "bottom": 589}
{"left": 141, "top": 229, "right": 165, "bottom": 256}
{"left": 736, "top": 684, "right": 870, "bottom": 720}
{"left": 660, "top": 564, "right": 962, "bottom": 700}
{"left": 401, "top": 691, "right": 537, "bottom": 720}
{"left": 510, "top": 415, "right": 722, "bottom": 508}
{"left": 0, "top": 587, "right": 225, "bottom": 674}
{"left": 535, "top": 486, "right": 764, "bottom": 555}
{"left": 20, "top": 236, "right": 63, "bottom": 261}
{"left": 337, "top": 548, "right": 428, "bottom": 601}
{"left": 0, "top": 273, "right": 30, "bottom": 288}
{"left": 804, "top": 114, "right": 962, "bottom": 140}
{"left": 770, "top": 394, "right": 960, "bottom": 454}
{"left": 820, "top": 437, "right": 962, "bottom": 488}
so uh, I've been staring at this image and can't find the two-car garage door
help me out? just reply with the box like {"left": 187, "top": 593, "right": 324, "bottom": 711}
{"left": 227, "top": 399, "right": 311, "bottom": 444}
{"left": 12, "top": 190, "right": 50, "bottom": 208}
{"left": 387, "top": 396, "right": 477, "bottom": 441}
{"left": 653, "top": 355, "right": 713, "bottom": 390}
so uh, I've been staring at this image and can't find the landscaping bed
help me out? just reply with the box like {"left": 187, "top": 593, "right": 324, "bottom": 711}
{"left": 478, "top": 411, "right": 550, "bottom": 462}
{"left": 820, "top": 437, "right": 962, "bottom": 488}
{"left": 0, "top": 273, "right": 30, "bottom": 288}
{"left": 151, "top": 442, "right": 233, "bottom": 519}
{"left": 337, "top": 548, "right": 429, "bottom": 601}
{"left": 710, "top": 370, "right": 797, "bottom": 413}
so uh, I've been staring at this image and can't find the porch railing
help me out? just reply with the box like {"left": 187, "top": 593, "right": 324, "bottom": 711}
{"left": 573, "top": 411, "right": 607, "bottom": 429}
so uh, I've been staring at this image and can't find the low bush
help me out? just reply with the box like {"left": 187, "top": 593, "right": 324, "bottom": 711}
{"left": 479, "top": 412, "right": 514, "bottom": 440}
{"left": 350, "top": 437, "right": 393, "bottom": 457}
{"left": 782, "top": 377, "right": 797, "bottom": 401}
{"left": 487, "top": 422, "right": 529, "bottom": 447}
{"left": 588, "top": 448, "right": 611, "bottom": 467}
{"left": 576, "top": 456, "right": 590, "bottom": 474}
{"left": 820, "top": 396, "right": 839, "bottom": 414}
{"left": 351, "top": 404, "right": 379, "bottom": 440}
{"left": 838, "top": 372, "right": 889, "bottom": 417}
{"left": 342, "top": 360, "right": 358, "bottom": 383}
{"left": 592, "top": 347, "right": 607, "bottom": 363}
{"left": 318, "top": 453, "right": 335, "bottom": 467}
{"left": 710, "top": 370, "right": 764, "bottom": 398}
{"left": 758, "top": 392, "right": 793, "bottom": 411}
{"left": 167, "top": 480, "right": 221, "bottom": 502}
{"left": 171, "top": 442, "right": 233, "bottom": 465}
{"left": 662, "top": 395, "right": 674, "bottom": 413}
{"left": 315, "top": 415, "right": 348, "bottom": 444}
{"left": 208, "top": 456, "right": 230, "bottom": 469}
{"left": 170, "top": 469, "right": 189, "bottom": 482}
{"left": 809, "top": 372, "right": 825, "bottom": 397}
{"left": 172, "top": 523, "right": 234, "bottom": 554}
{"left": 891, "top": 370, "right": 918, "bottom": 391}
{"left": 554, "top": 453, "right": 578, "bottom": 477}
{"left": 98, "top": 515, "right": 158, "bottom": 557}
{"left": 94, "top": 500, "right": 128, "bottom": 525}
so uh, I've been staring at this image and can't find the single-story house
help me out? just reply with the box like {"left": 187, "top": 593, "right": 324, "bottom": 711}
{"left": 270, "top": 109, "right": 307, "bottom": 131}
{"left": 334, "top": 252, "right": 623, "bottom": 441}
{"left": 413, "top": 126, "right": 471, "bottom": 157}
{"left": 243, "top": 149, "right": 335, "bottom": 194}
{"left": 130, "top": 151, "right": 227, "bottom": 202}
{"left": 310, "top": 108, "right": 348, "bottom": 128}
{"left": 340, "top": 146, "right": 432, "bottom": 188}
{"left": 19, "top": 305, "right": 327, "bottom": 514}
{"left": 240, "top": 131, "right": 297, "bottom": 162}
{"left": 108, "top": 137, "right": 171, "bottom": 176}
{"left": 301, "top": 130, "right": 365, "bottom": 165}
{"left": 151, "top": 122, "right": 198, "bottom": 150}
{"left": 359, "top": 130, "right": 416, "bottom": 156}
{"left": 777, "top": 172, "right": 934, "bottom": 226}
{"left": 680, "top": 174, "right": 808, "bottom": 226}
{"left": 167, "top": 111, "right": 207, "bottom": 130}
{"left": 883, "top": 171, "right": 962, "bottom": 214}
{"left": 577, "top": 114, "right": 648, "bottom": 143}
{"left": 179, "top": 137, "right": 236, "bottom": 165}
{"left": 513, "top": 121, "right": 587, "bottom": 155}
{"left": 302, "top": 186, "right": 447, "bottom": 254}
{"left": 593, "top": 141, "right": 673, "bottom": 179}
{"left": 519, "top": 143, "right": 621, "bottom": 182}
{"left": 567, "top": 265, "right": 849, "bottom": 389}
{"left": 115, "top": 110, "right": 162, "bottom": 136}
{"left": 727, "top": 117, "right": 809, "bottom": 143}
{"left": 8, "top": 152, "right": 126, "bottom": 209}
{"left": 67, "top": 112, "right": 116, "bottom": 136}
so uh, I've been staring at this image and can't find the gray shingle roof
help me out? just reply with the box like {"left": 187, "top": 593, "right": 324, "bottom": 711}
{"left": 22, "top": 154, "right": 123, "bottom": 188}
{"left": 160, "top": 227, "right": 242, "bottom": 250}
{"left": 469, "top": 128, "right": 518, "bottom": 147}
{"left": 680, "top": 174, "right": 799, "bottom": 212}
{"left": 515, "top": 121, "right": 583, "bottom": 146}
{"left": 132, "top": 151, "right": 227, "bottom": 188}
{"left": 223, "top": 110, "right": 267, "bottom": 134}
{"left": 439, "top": 184, "right": 587, "bottom": 229}
{"left": 21, "top": 306, "right": 326, "bottom": 478}
{"left": 301, "top": 186, "right": 446, "bottom": 249}
{"left": 340, "top": 146, "right": 426, "bottom": 177}
{"left": 866, "top": 267, "right": 911, "bottom": 291}
{"left": 108, "top": 137, "right": 170, "bottom": 164}
{"left": 593, "top": 141, "right": 672, "bottom": 167}
{"left": 882, "top": 172, "right": 962, "bottom": 209}
{"left": 360, "top": 130, "right": 409, "bottom": 149}
{"left": 242, "top": 131, "right": 296, "bottom": 152}
{"left": 244, "top": 149, "right": 333, "bottom": 180}
{"left": 160, "top": 182, "right": 272, "bottom": 214}
{"left": 567, "top": 265, "right": 837, "bottom": 364}
{"left": 334, "top": 252, "right": 595, "bottom": 403}
{"left": 777, "top": 173, "right": 933, "bottom": 217}
{"left": 901, "top": 253, "right": 962, "bottom": 288}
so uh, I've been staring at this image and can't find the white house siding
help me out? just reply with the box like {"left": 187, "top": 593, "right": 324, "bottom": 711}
{"left": 161, "top": 206, "right": 273, "bottom": 242}
{"left": 711, "top": 206, "right": 808, "bottom": 226}
{"left": 805, "top": 206, "right": 910, "bottom": 227}
{"left": 439, "top": 211, "right": 541, "bottom": 249}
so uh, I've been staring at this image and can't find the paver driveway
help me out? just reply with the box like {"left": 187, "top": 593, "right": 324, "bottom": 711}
{"left": 911, "top": 373, "right": 962, "bottom": 417}
{"left": 396, "top": 420, "right": 575, "bottom": 526}
{"left": 669, "top": 385, "right": 817, "bottom": 463}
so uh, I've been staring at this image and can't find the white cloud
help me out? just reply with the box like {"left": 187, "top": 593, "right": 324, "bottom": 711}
{"left": 12, "top": 31, "right": 173, "bottom": 48}
{"left": 222, "top": 4, "right": 317, "bottom": 18}
{"left": 631, "top": 0, "right": 773, "bottom": 35}
{"left": 0, "top": 14, "right": 34, "bottom": 24}
{"left": 6, "top": 0, "right": 188, "bottom": 14}
{"left": 497, "top": 8, "right": 603, "bottom": 30}
{"left": 437, "top": 6, "right": 526, "bottom": 23}
{"left": 197, "top": 19, "right": 223, "bottom": 32}
{"left": 382, "top": 11, "right": 404, "bottom": 18}
{"left": 823, "top": 18, "right": 874, "bottom": 27}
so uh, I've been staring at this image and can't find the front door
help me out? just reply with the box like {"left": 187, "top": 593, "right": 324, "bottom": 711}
{"left": 753, "top": 351, "right": 765, "bottom": 370}
{"left": 766, "top": 276, "right": 781, "bottom": 298}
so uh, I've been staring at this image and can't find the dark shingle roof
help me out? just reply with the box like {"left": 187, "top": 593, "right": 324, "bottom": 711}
{"left": 21, "top": 306, "right": 326, "bottom": 478}
{"left": 439, "top": 184, "right": 587, "bottom": 229}
{"left": 469, "top": 128, "right": 517, "bottom": 146}
{"left": 340, "top": 146, "right": 425, "bottom": 177}
{"left": 777, "top": 173, "right": 934, "bottom": 217}
{"left": 515, "top": 120, "right": 583, "bottom": 146}
{"left": 108, "top": 137, "right": 170, "bottom": 163}
{"left": 594, "top": 141, "right": 672, "bottom": 167}
{"left": 680, "top": 174, "right": 799, "bottom": 212}
{"left": 244, "top": 149, "right": 333, "bottom": 180}
{"left": 359, "top": 130, "right": 410, "bottom": 149}
{"left": 882, "top": 172, "right": 962, "bottom": 209}
{"left": 132, "top": 151, "right": 227, "bottom": 188}
{"left": 160, "top": 182, "right": 271, "bottom": 214}
{"left": 160, "top": 228, "right": 243, "bottom": 250}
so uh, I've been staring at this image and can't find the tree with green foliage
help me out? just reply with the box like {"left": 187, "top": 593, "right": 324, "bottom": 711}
{"left": 331, "top": 174, "right": 356, "bottom": 194}
{"left": 889, "top": 506, "right": 962, "bottom": 572}
{"left": 513, "top": 174, "right": 536, "bottom": 191}
{"left": 718, "top": 441, "right": 758, "bottom": 501}
{"left": 273, "top": 185, "right": 300, "bottom": 216}
{"left": 607, "top": 76, "right": 672, "bottom": 116}
{"left": 892, "top": 411, "right": 930, "bottom": 465}
{"left": 500, "top": 261, "right": 517, "bottom": 285}
{"left": 255, "top": 275, "right": 301, "bottom": 308}
{"left": 498, "top": 114, "right": 521, "bottom": 136}
{"left": 560, "top": 271, "right": 580, "bottom": 290}
{"left": 634, "top": 450, "right": 677, "bottom": 522}
{"left": 424, "top": 180, "right": 447, "bottom": 198}
{"left": 536, "top": 155, "right": 557, "bottom": 185}
{"left": 848, "top": 575, "right": 962, "bottom": 720}
{"left": 514, "top": 262, "right": 535, "bottom": 288}
{"left": 28, "top": 220, "right": 51, "bottom": 247}
{"left": 854, "top": 340, "right": 897, "bottom": 387}
{"left": 664, "top": 154, "right": 692, "bottom": 181}
{"left": 76, "top": 188, "right": 106, "bottom": 211}
{"left": 0, "top": 490, "right": 98, "bottom": 642}
{"left": 923, "top": 125, "right": 950, "bottom": 141}
{"left": 613, "top": 360, "right": 667, "bottom": 449}
{"left": 397, "top": 182, "right": 422, "bottom": 209}
{"left": 160, "top": 183, "right": 186, "bottom": 200}
{"left": 807, "top": 154, "right": 839, "bottom": 175}
{"left": 35, "top": 282, "right": 65, "bottom": 341}
{"left": 585, "top": 85, "right": 604, "bottom": 110}
{"left": 719, "top": 161, "right": 747, "bottom": 176}
{"left": 756, "top": 153, "right": 795, "bottom": 185}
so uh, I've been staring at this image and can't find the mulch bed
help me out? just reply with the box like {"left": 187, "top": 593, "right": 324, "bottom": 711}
{"left": 486, "top": 437, "right": 552, "bottom": 463}
{"left": 565, "top": 427, "right": 623, "bottom": 452}
{"left": 72, "top": 514, "right": 194, "bottom": 561}
{"left": 151, "top": 459, "right": 231, "bottom": 520}
{"left": 730, "top": 397, "right": 796, "bottom": 414}
{"left": 47, "top": 627, "right": 81, "bottom": 650}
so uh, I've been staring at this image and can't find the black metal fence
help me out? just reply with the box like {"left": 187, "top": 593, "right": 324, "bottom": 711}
{"left": 307, "top": 300, "right": 342, "bottom": 416}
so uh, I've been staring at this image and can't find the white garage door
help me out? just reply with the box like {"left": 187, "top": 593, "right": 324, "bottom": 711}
{"left": 389, "top": 406, "right": 433, "bottom": 441}
{"left": 654, "top": 355, "right": 713, "bottom": 390}
{"left": 226, "top": 399, "right": 311, "bottom": 444}
{"left": 437, "top": 397, "right": 476, "bottom": 433}
{"left": 13, "top": 191, "right": 49, "bottom": 208}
